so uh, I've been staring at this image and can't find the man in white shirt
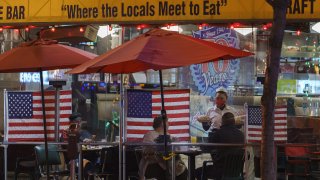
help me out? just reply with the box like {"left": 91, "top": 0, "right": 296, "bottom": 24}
{"left": 198, "top": 89, "right": 235, "bottom": 134}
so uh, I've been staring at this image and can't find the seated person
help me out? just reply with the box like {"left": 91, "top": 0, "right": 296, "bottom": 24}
{"left": 60, "top": 112, "right": 82, "bottom": 142}
{"left": 196, "top": 112, "right": 244, "bottom": 180}
{"left": 79, "top": 122, "right": 96, "bottom": 143}
{"left": 139, "top": 115, "right": 187, "bottom": 180}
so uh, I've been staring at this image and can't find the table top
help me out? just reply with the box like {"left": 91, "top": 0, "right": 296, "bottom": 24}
{"left": 81, "top": 145, "right": 112, "bottom": 151}
{"left": 175, "top": 147, "right": 202, "bottom": 156}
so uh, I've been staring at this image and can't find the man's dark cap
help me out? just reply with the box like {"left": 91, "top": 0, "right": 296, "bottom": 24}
{"left": 69, "top": 112, "right": 82, "bottom": 122}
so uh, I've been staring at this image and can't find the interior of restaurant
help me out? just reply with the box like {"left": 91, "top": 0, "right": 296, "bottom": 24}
{"left": 0, "top": 23, "right": 320, "bottom": 178}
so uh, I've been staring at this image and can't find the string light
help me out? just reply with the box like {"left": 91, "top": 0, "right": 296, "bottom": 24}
{"left": 297, "top": 30, "right": 301, "bottom": 36}
{"left": 79, "top": 27, "right": 84, "bottom": 32}
{"left": 263, "top": 25, "right": 268, "bottom": 30}
{"left": 230, "top": 23, "right": 241, "bottom": 29}
{"left": 266, "top": 23, "right": 273, "bottom": 28}
{"left": 51, "top": 27, "right": 55, "bottom": 32}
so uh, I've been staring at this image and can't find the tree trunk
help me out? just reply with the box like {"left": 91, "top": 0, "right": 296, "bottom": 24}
{"left": 261, "top": 0, "right": 289, "bottom": 179}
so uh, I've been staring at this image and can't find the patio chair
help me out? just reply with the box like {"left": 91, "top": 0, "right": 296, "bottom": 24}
{"left": 34, "top": 144, "right": 69, "bottom": 180}
{"left": 134, "top": 148, "right": 167, "bottom": 180}
{"left": 14, "top": 156, "right": 37, "bottom": 180}
{"left": 92, "top": 146, "right": 139, "bottom": 180}
{"left": 285, "top": 146, "right": 311, "bottom": 179}
{"left": 201, "top": 148, "right": 245, "bottom": 180}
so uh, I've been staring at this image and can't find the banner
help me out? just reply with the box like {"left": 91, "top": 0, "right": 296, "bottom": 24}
{"left": 0, "top": 0, "right": 319, "bottom": 25}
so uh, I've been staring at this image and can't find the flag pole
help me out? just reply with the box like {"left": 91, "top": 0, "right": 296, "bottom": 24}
{"left": 40, "top": 69, "right": 50, "bottom": 179}
{"left": 120, "top": 74, "right": 124, "bottom": 180}
{"left": 3, "top": 89, "right": 8, "bottom": 180}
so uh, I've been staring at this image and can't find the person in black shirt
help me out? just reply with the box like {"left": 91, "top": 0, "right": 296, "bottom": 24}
{"left": 196, "top": 112, "right": 244, "bottom": 180}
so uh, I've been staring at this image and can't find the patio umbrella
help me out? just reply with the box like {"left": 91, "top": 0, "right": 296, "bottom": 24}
{"left": 67, "top": 28, "right": 253, "bottom": 164}
{"left": 0, "top": 39, "right": 97, "bottom": 179}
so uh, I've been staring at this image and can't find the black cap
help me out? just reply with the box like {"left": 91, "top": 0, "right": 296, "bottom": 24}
{"left": 69, "top": 112, "right": 82, "bottom": 122}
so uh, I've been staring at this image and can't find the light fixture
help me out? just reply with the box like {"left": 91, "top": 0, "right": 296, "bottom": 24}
{"left": 311, "top": 22, "right": 320, "bottom": 33}
{"left": 0, "top": 27, "right": 3, "bottom": 32}
{"left": 79, "top": 27, "right": 84, "bottom": 32}
{"left": 233, "top": 28, "right": 257, "bottom": 36}
{"left": 161, "top": 25, "right": 183, "bottom": 33}
{"left": 51, "top": 27, "right": 55, "bottom": 32}
{"left": 97, "top": 25, "right": 110, "bottom": 38}
{"left": 25, "top": 27, "right": 29, "bottom": 32}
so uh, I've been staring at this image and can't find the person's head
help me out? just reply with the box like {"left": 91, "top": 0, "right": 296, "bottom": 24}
{"left": 152, "top": 115, "right": 168, "bottom": 132}
{"left": 215, "top": 90, "right": 228, "bottom": 108}
{"left": 221, "top": 112, "right": 235, "bottom": 126}
{"left": 69, "top": 112, "right": 82, "bottom": 126}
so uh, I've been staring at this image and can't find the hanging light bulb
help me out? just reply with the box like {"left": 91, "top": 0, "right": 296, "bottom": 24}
{"left": 198, "top": 24, "right": 203, "bottom": 30}
{"left": 79, "top": 27, "right": 84, "bottom": 32}
{"left": 51, "top": 27, "right": 55, "bottom": 32}
{"left": 109, "top": 25, "right": 112, "bottom": 31}
{"left": 167, "top": 24, "right": 170, "bottom": 29}
{"left": 25, "top": 27, "right": 29, "bottom": 32}
{"left": 0, "top": 27, "right": 3, "bottom": 32}
{"left": 137, "top": 25, "right": 141, "bottom": 30}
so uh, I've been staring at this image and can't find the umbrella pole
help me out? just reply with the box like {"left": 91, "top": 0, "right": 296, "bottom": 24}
{"left": 159, "top": 70, "right": 170, "bottom": 178}
{"left": 158, "top": 70, "right": 167, "bottom": 154}
{"left": 40, "top": 70, "right": 50, "bottom": 180}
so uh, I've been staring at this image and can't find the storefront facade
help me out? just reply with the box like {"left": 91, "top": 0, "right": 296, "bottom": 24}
{"left": 0, "top": 0, "right": 319, "bottom": 143}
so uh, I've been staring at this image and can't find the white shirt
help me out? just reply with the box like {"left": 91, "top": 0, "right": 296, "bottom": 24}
{"left": 206, "top": 105, "right": 235, "bottom": 130}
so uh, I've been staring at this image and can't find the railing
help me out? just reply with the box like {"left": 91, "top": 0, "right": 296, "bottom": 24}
{"left": 2, "top": 141, "right": 320, "bottom": 180}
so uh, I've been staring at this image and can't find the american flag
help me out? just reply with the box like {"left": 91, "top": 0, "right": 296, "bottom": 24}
{"left": 247, "top": 105, "right": 287, "bottom": 143}
{"left": 5, "top": 90, "right": 72, "bottom": 142}
{"left": 126, "top": 89, "right": 190, "bottom": 142}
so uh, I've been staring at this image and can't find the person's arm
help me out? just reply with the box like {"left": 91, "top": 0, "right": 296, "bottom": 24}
{"left": 142, "top": 132, "right": 157, "bottom": 155}
{"left": 199, "top": 108, "right": 214, "bottom": 131}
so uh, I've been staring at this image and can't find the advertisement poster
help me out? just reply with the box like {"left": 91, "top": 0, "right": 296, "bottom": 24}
{"left": 277, "top": 79, "right": 297, "bottom": 94}
{"left": 190, "top": 27, "right": 240, "bottom": 96}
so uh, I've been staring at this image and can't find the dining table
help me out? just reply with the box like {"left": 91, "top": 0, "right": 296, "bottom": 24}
{"left": 77, "top": 142, "right": 118, "bottom": 180}
{"left": 175, "top": 146, "right": 202, "bottom": 180}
